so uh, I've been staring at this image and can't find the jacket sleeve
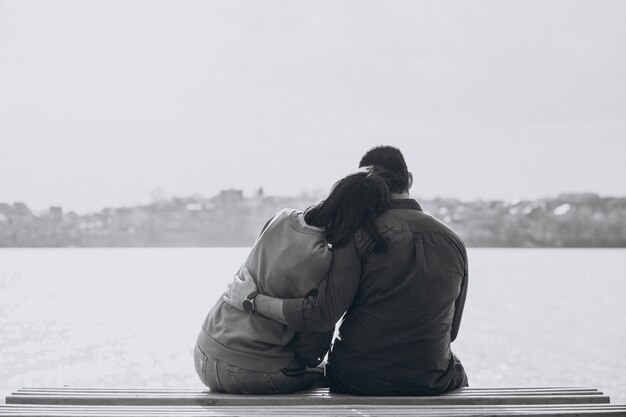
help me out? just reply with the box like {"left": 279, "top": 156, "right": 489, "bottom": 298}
{"left": 282, "top": 240, "right": 361, "bottom": 332}
{"left": 450, "top": 247, "right": 468, "bottom": 342}
{"left": 288, "top": 329, "right": 334, "bottom": 367}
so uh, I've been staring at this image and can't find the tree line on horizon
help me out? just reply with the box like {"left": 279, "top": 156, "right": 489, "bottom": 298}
{"left": 1, "top": 190, "right": 625, "bottom": 248}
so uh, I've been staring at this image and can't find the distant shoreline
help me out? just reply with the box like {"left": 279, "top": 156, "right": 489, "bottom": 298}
{"left": 2, "top": 191, "right": 626, "bottom": 248}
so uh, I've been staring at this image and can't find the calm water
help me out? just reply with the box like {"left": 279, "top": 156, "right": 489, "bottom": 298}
{"left": 0, "top": 248, "right": 625, "bottom": 403}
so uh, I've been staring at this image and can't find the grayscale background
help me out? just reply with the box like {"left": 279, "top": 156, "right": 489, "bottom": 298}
{"left": 1, "top": 0, "right": 625, "bottom": 405}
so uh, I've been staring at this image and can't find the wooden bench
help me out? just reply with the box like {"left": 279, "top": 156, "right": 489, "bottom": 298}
{"left": 2, "top": 386, "right": 625, "bottom": 416}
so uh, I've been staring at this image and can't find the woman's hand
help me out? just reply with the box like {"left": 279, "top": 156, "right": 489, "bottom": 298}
{"left": 223, "top": 267, "right": 258, "bottom": 310}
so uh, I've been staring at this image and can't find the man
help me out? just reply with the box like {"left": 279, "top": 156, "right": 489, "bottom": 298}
{"left": 225, "top": 145, "right": 468, "bottom": 395}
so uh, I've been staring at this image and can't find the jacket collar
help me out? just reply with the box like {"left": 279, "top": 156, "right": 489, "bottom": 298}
{"left": 389, "top": 199, "right": 422, "bottom": 211}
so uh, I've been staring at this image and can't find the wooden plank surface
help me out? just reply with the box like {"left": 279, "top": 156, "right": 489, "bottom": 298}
{"left": 5, "top": 394, "right": 612, "bottom": 406}
{"left": 14, "top": 387, "right": 603, "bottom": 397}
{"left": 15, "top": 386, "right": 602, "bottom": 392}
{"left": 4, "top": 386, "right": 623, "bottom": 417}
{"left": 2, "top": 404, "right": 626, "bottom": 417}
{"left": 5, "top": 387, "right": 611, "bottom": 406}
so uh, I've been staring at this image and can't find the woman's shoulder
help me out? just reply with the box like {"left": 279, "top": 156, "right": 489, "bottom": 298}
{"left": 275, "top": 207, "right": 300, "bottom": 218}
{"left": 288, "top": 209, "right": 326, "bottom": 235}
{"left": 259, "top": 208, "right": 301, "bottom": 234}
{"left": 268, "top": 208, "right": 300, "bottom": 227}
{"left": 263, "top": 208, "right": 326, "bottom": 237}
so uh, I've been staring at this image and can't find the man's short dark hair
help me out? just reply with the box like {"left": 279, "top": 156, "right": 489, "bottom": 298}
{"left": 358, "top": 146, "right": 410, "bottom": 193}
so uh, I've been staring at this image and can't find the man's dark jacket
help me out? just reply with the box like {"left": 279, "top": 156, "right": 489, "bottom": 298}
{"left": 285, "top": 199, "right": 469, "bottom": 395}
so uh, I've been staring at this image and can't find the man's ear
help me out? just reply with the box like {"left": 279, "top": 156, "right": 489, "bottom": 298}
{"left": 408, "top": 172, "right": 413, "bottom": 190}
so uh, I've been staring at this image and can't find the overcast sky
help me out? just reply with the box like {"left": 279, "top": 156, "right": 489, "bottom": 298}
{"left": 1, "top": 0, "right": 625, "bottom": 213}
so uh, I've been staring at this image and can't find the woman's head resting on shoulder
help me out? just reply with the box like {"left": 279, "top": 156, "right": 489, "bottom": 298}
{"left": 304, "top": 166, "right": 390, "bottom": 253}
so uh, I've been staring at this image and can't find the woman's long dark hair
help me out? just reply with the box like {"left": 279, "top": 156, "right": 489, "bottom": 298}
{"left": 304, "top": 166, "right": 390, "bottom": 253}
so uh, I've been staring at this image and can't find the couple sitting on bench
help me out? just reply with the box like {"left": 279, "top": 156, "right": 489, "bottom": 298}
{"left": 194, "top": 146, "right": 469, "bottom": 396}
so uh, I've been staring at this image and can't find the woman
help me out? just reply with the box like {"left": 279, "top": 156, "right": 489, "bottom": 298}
{"left": 194, "top": 167, "right": 389, "bottom": 394}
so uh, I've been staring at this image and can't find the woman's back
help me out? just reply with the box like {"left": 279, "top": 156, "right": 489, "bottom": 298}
{"left": 194, "top": 167, "right": 392, "bottom": 394}
{"left": 199, "top": 209, "right": 333, "bottom": 373}
{"left": 247, "top": 209, "right": 332, "bottom": 298}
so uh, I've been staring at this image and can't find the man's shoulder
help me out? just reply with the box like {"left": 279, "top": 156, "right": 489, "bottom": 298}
{"left": 371, "top": 209, "right": 467, "bottom": 272}
{"left": 381, "top": 207, "right": 461, "bottom": 236}
{"left": 375, "top": 208, "right": 467, "bottom": 256}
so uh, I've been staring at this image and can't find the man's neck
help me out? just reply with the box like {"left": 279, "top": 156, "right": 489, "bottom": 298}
{"left": 390, "top": 192, "right": 411, "bottom": 199}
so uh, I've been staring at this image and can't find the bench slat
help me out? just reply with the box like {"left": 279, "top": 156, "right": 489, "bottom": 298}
{"left": 5, "top": 393, "right": 611, "bottom": 406}
{"left": 4, "top": 386, "right": 623, "bottom": 417}
{"left": 7, "top": 386, "right": 611, "bottom": 407}
{"left": 10, "top": 392, "right": 607, "bottom": 398}
{"left": 16, "top": 386, "right": 600, "bottom": 393}
{"left": 2, "top": 404, "right": 626, "bottom": 417}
